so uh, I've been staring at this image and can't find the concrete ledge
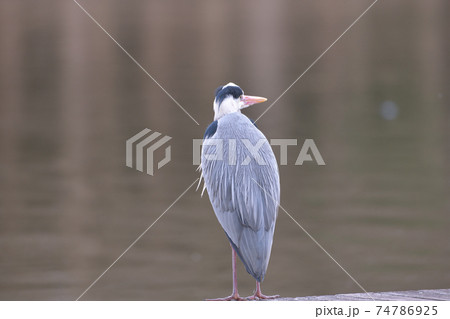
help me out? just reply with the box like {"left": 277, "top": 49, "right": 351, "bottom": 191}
{"left": 274, "top": 289, "right": 450, "bottom": 301}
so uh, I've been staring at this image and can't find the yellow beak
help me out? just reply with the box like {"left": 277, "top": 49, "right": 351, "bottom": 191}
{"left": 242, "top": 95, "right": 268, "bottom": 108}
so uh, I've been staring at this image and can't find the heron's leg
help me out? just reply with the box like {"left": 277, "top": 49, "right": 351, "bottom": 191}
{"left": 230, "top": 246, "right": 240, "bottom": 297}
{"left": 246, "top": 281, "right": 280, "bottom": 300}
{"left": 206, "top": 245, "right": 244, "bottom": 301}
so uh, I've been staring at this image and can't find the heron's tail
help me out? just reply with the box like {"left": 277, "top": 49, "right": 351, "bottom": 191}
{"left": 225, "top": 226, "right": 275, "bottom": 282}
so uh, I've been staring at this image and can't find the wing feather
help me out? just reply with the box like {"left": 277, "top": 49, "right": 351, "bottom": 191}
{"left": 201, "top": 113, "right": 280, "bottom": 281}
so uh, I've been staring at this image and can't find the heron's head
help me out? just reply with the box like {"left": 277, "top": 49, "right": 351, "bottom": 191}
{"left": 213, "top": 82, "right": 267, "bottom": 120}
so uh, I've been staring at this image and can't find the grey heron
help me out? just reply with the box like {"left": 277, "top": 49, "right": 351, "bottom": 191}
{"left": 200, "top": 83, "right": 280, "bottom": 300}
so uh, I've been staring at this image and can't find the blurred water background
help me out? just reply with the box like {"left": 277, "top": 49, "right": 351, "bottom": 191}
{"left": 0, "top": 0, "right": 449, "bottom": 300}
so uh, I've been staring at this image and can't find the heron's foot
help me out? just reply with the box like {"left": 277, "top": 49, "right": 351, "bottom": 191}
{"left": 206, "top": 292, "right": 245, "bottom": 301}
{"left": 246, "top": 292, "right": 280, "bottom": 300}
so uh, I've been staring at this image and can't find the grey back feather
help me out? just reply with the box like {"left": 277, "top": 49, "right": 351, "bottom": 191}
{"left": 201, "top": 112, "right": 280, "bottom": 282}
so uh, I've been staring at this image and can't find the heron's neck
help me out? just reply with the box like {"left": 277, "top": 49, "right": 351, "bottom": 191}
{"left": 214, "top": 98, "right": 241, "bottom": 120}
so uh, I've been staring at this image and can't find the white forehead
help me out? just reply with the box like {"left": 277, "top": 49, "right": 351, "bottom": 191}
{"left": 223, "top": 82, "right": 239, "bottom": 89}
